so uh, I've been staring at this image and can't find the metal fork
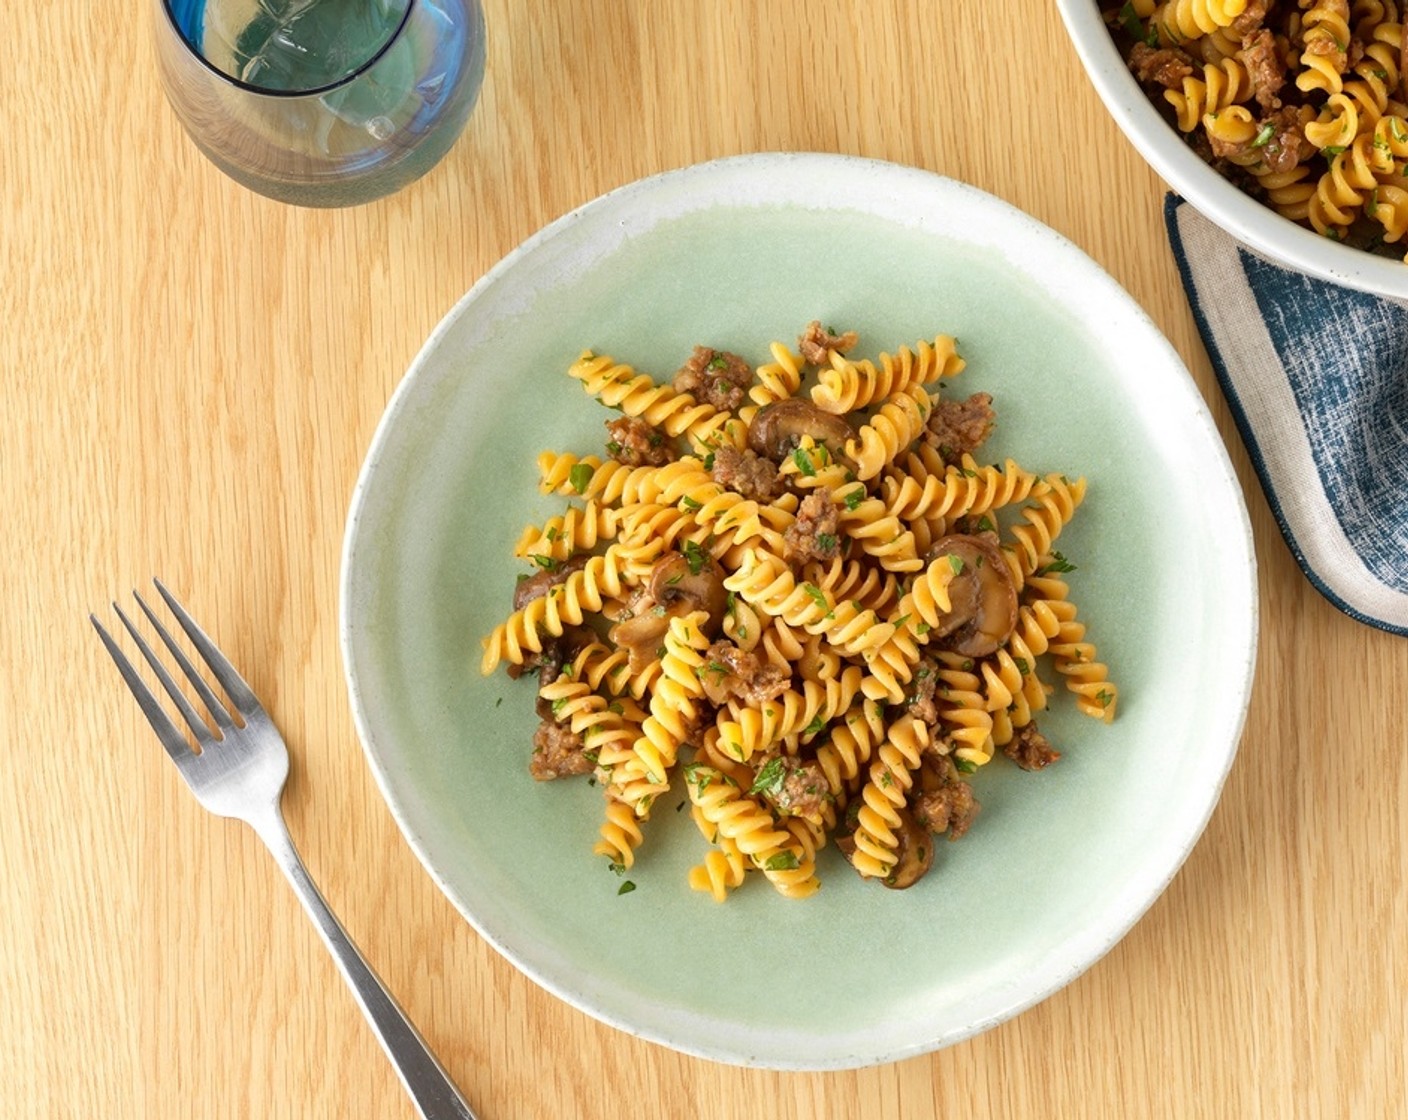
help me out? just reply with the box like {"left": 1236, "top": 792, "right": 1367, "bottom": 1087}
{"left": 92, "top": 580, "right": 478, "bottom": 1120}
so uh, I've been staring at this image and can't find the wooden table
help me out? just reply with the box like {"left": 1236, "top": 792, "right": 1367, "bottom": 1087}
{"left": 5, "top": 3, "right": 1405, "bottom": 1116}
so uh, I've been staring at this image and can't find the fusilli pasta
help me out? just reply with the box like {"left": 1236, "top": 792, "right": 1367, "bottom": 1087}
{"left": 481, "top": 323, "right": 1116, "bottom": 899}
{"left": 1108, "top": 0, "right": 1408, "bottom": 259}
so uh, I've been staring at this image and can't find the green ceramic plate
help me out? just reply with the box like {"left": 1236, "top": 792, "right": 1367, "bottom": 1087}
{"left": 340, "top": 153, "right": 1257, "bottom": 1069}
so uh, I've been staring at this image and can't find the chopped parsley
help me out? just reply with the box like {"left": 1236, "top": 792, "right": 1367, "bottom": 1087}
{"left": 568, "top": 462, "right": 593, "bottom": 495}
{"left": 1117, "top": 1, "right": 1144, "bottom": 41}
{"left": 1038, "top": 551, "right": 1077, "bottom": 575}
{"left": 682, "top": 539, "right": 708, "bottom": 575}
{"left": 750, "top": 756, "right": 788, "bottom": 798}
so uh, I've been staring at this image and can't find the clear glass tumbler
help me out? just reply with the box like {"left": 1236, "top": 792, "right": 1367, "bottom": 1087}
{"left": 155, "top": 0, "right": 487, "bottom": 207}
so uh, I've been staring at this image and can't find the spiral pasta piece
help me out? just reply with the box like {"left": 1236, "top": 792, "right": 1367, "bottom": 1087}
{"left": 1007, "top": 474, "right": 1088, "bottom": 585}
{"left": 480, "top": 547, "right": 634, "bottom": 673}
{"left": 724, "top": 548, "right": 900, "bottom": 661}
{"left": 514, "top": 500, "right": 618, "bottom": 562}
{"left": 1308, "top": 132, "right": 1391, "bottom": 234}
{"left": 930, "top": 651, "right": 996, "bottom": 766}
{"left": 569, "top": 351, "right": 736, "bottom": 450}
{"left": 847, "top": 714, "right": 929, "bottom": 880}
{"left": 677, "top": 480, "right": 791, "bottom": 555}
{"left": 538, "top": 452, "right": 712, "bottom": 508}
{"left": 1370, "top": 180, "right": 1408, "bottom": 243}
{"left": 687, "top": 834, "right": 749, "bottom": 901}
{"left": 812, "top": 699, "right": 888, "bottom": 804}
{"left": 1203, "top": 105, "right": 1261, "bottom": 149}
{"left": 536, "top": 677, "right": 643, "bottom": 761}
{"left": 594, "top": 796, "right": 645, "bottom": 869}
{"left": 980, "top": 648, "right": 1036, "bottom": 742}
{"left": 844, "top": 385, "right": 931, "bottom": 481}
{"left": 801, "top": 556, "right": 901, "bottom": 614}
{"left": 881, "top": 454, "right": 1043, "bottom": 527}
{"left": 755, "top": 817, "right": 824, "bottom": 898}
{"left": 1375, "top": 113, "right": 1408, "bottom": 160}
{"left": 999, "top": 605, "right": 1058, "bottom": 718}
{"left": 810, "top": 334, "right": 963, "bottom": 414}
{"left": 1165, "top": 58, "right": 1253, "bottom": 131}
{"left": 566, "top": 641, "right": 658, "bottom": 700}
{"left": 850, "top": 555, "right": 959, "bottom": 703}
{"left": 625, "top": 611, "right": 711, "bottom": 789}
{"left": 749, "top": 342, "right": 805, "bottom": 407}
{"left": 1296, "top": 1, "right": 1354, "bottom": 96}
{"left": 1339, "top": 24, "right": 1402, "bottom": 134}
{"left": 714, "top": 665, "right": 865, "bottom": 761}
{"left": 1030, "top": 563, "right": 1120, "bottom": 721}
{"left": 1152, "top": 0, "right": 1248, "bottom": 44}
{"left": 686, "top": 764, "right": 792, "bottom": 858}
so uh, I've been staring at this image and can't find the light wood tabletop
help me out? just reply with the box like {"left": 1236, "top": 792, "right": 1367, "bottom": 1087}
{"left": 4, "top": 2, "right": 1405, "bottom": 1117}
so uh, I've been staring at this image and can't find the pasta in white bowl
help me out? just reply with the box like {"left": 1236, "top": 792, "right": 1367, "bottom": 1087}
{"left": 1058, "top": 0, "right": 1408, "bottom": 297}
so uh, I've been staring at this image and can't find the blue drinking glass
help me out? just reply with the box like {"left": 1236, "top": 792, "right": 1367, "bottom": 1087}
{"left": 156, "top": 0, "right": 487, "bottom": 207}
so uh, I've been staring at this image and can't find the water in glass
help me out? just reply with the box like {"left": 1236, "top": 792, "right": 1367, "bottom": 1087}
{"left": 158, "top": 0, "right": 486, "bottom": 206}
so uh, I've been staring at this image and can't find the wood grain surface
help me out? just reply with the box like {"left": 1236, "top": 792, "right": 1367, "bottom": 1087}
{"left": 3, "top": 3, "right": 1405, "bottom": 1117}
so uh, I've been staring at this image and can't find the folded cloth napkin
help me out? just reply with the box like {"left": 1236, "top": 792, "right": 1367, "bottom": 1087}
{"left": 1164, "top": 194, "right": 1408, "bottom": 636}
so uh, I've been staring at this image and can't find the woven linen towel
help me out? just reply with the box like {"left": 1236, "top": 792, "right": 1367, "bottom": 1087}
{"left": 1164, "top": 194, "right": 1408, "bottom": 636}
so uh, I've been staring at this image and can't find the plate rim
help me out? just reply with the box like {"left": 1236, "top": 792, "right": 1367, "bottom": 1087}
{"left": 338, "top": 151, "right": 1260, "bottom": 1069}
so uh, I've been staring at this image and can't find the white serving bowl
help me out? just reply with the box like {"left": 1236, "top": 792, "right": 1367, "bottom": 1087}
{"left": 1056, "top": 0, "right": 1408, "bottom": 299}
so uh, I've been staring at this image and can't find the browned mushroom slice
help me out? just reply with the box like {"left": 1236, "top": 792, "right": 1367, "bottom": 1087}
{"left": 647, "top": 550, "right": 728, "bottom": 632}
{"left": 512, "top": 554, "right": 589, "bottom": 611}
{"left": 747, "top": 399, "right": 857, "bottom": 464}
{"left": 607, "top": 550, "right": 729, "bottom": 670}
{"left": 924, "top": 533, "right": 1018, "bottom": 656}
{"left": 607, "top": 607, "right": 671, "bottom": 671}
{"left": 880, "top": 808, "right": 934, "bottom": 889}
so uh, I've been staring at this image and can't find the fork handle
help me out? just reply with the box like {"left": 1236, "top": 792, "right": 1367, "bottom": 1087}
{"left": 249, "top": 805, "right": 479, "bottom": 1120}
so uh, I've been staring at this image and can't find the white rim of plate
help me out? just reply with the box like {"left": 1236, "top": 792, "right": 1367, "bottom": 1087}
{"left": 339, "top": 152, "right": 1259, "bottom": 1068}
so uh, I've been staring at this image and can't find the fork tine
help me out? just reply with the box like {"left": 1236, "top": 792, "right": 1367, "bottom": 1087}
{"left": 153, "top": 579, "right": 264, "bottom": 720}
{"left": 133, "top": 591, "right": 236, "bottom": 733}
{"left": 90, "top": 613, "right": 197, "bottom": 764}
{"left": 113, "top": 602, "right": 221, "bottom": 749}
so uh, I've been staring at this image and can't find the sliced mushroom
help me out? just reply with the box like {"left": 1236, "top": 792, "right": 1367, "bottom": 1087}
{"left": 512, "top": 554, "right": 589, "bottom": 611}
{"left": 881, "top": 808, "right": 935, "bottom": 890}
{"left": 608, "top": 606, "right": 672, "bottom": 670}
{"left": 747, "top": 398, "right": 857, "bottom": 463}
{"left": 607, "top": 550, "right": 728, "bottom": 670}
{"left": 647, "top": 551, "right": 728, "bottom": 629}
{"left": 924, "top": 533, "right": 1018, "bottom": 657}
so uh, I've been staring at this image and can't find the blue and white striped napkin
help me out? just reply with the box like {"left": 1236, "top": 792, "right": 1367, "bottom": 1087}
{"left": 1164, "top": 194, "right": 1408, "bottom": 636}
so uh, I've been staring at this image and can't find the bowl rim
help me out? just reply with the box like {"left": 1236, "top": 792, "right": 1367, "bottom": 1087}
{"left": 1055, "top": 0, "right": 1408, "bottom": 300}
